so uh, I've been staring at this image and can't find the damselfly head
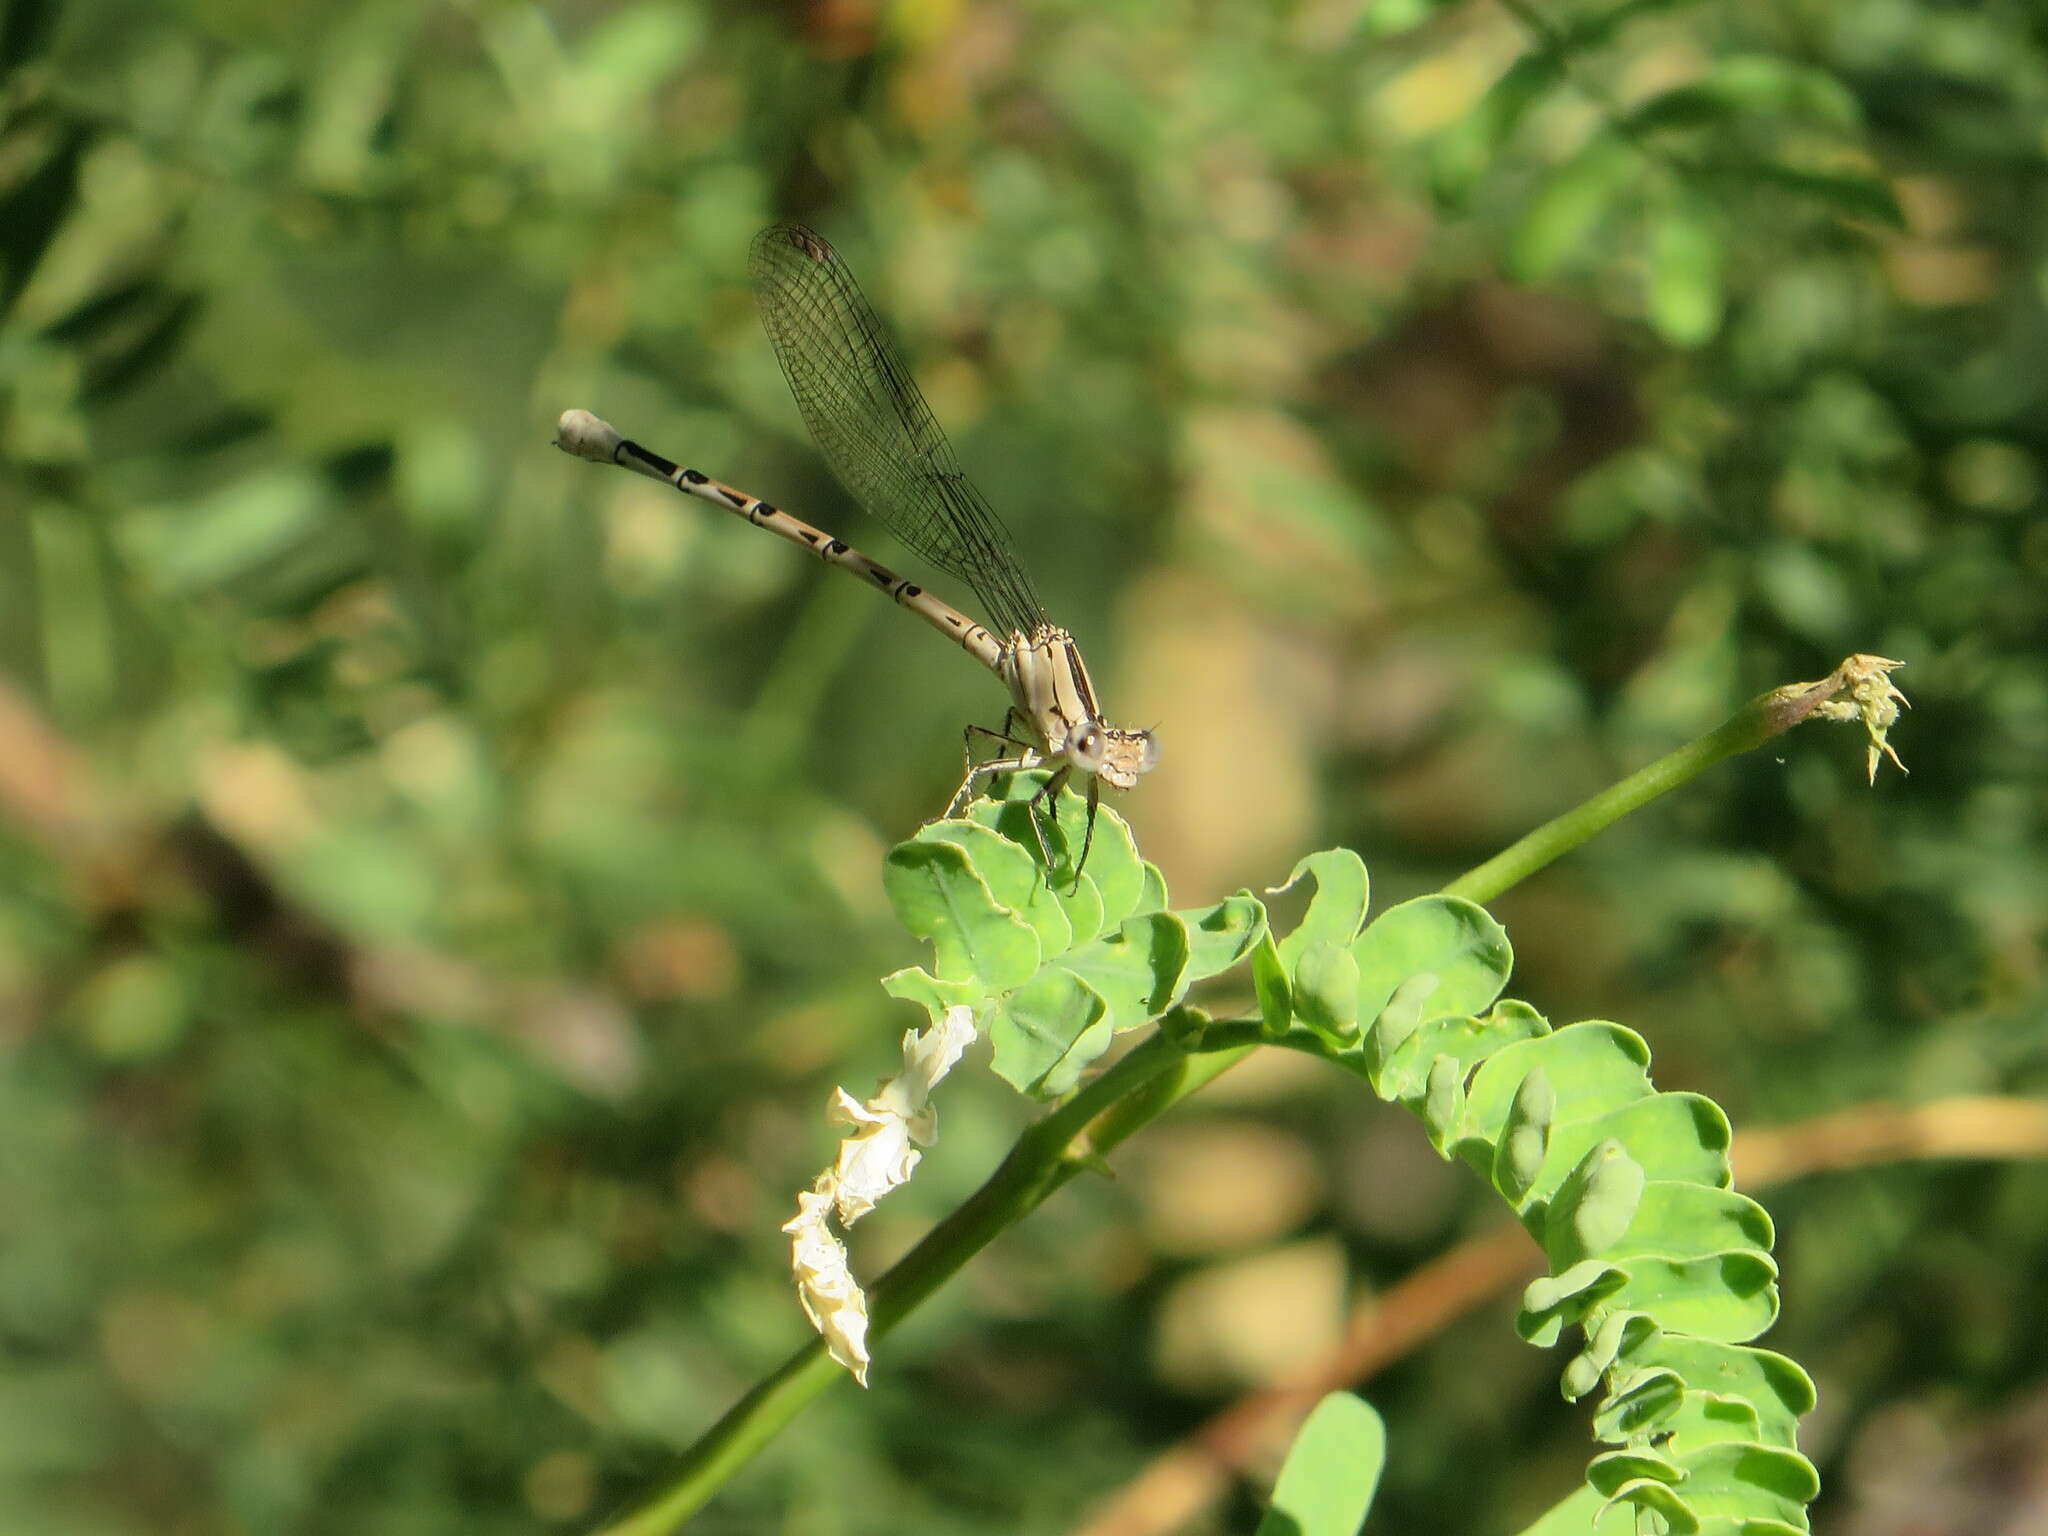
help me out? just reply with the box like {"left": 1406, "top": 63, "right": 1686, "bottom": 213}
{"left": 1069, "top": 722, "right": 1158, "bottom": 792}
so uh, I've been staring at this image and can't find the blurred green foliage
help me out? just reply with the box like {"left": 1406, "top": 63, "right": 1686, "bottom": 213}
{"left": 2, "top": 0, "right": 2045, "bottom": 1531}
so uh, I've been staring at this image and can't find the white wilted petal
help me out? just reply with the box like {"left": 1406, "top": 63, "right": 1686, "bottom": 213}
{"left": 784, "top": 1007, "right": 979, "bottom": 1385}
{"left": 782, "top": 1176, "right": 871, "bottom": 1385}
{"left": 882, "top": 1004, "right": 977, "bottom": 1111}
{"left": 831, "top": 1099, "right": 921, "bottom": 1224}
{"left": 828, "top": 1006, "right": 977, "bottom": 1225}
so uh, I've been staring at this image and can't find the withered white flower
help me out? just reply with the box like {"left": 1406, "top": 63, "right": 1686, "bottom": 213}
{"left": 830, "top": 1004, "right": 975, "bottom": 1221}
{"left": 784, "top": 1006, "right": 978, "bottom": 1384}
{"left": 783, "top": 1176, "right": 873, "bottom": 1384}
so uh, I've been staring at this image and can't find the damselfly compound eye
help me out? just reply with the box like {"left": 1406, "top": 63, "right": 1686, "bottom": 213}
{"left": 1069, "top": 722, "right": 1107, "bottom": 771}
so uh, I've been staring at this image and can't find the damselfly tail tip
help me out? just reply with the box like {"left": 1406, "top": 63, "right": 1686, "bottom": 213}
{"left": 554, "top": 408, "right": 623, "bottom": 463}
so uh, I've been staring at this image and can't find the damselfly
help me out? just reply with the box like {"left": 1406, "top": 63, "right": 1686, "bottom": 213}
{"left": 556, "top": 222, "right": 1156, "bottom": 874}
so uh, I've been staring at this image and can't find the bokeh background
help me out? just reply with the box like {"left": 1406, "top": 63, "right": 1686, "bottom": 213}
{"left": 3, "top": 0, "right": 2046, "bottom": 1531}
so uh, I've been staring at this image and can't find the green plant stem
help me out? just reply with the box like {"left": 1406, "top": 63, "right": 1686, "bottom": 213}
{"left": 1440, "top": 692, "right": 1797, "bottom": 906}
{"left": 591, "top": 1018, "right": 1250, "bottom": 1536}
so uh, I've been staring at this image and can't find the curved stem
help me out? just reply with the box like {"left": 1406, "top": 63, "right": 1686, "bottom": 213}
{"left": 1440, "top": 683, "right": 1826, "bottom": 905}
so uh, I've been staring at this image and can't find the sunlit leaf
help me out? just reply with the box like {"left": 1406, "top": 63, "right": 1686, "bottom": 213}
{"left": 1648, "top": 193, "right": 1724, "bottom": 347}
{"left": 991, "top": 966, "right": 1111, "bottom": 1097}
{"left": 1255, "top": 1393, "right": 1384, "bottom": 1536}
{"left": 1507, "top": 132, "right": 1634, "bottom": 280}
{"left": 1353, "top": 897, "right": 1511, "bottom": 1027}
{"left": 883, "top": 839, "right": 1041, "bottom": 991}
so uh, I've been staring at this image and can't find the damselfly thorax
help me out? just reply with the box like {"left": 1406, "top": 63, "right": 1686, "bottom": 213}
{"left": 987, "top": 623, "right": 1158, "bottom": 797}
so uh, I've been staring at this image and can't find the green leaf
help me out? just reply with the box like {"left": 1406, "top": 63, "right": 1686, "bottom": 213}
{"left": 1362, "top": 972, "right": 1436, "bottom": 1085}
{"left": 883, "top": 839, "right": 1041, "bottom": 992}
{"left": 1293, "top": 941, "right": 1360, "bottom": 1041}
{"left": 1256, "top": 1392, "right": 1384, "bottom": 1536}
{"left": 1612, "top": 1335, "right": 1814, "bottom": 1447}
{"left": 1735, "top": 161, "right": 1904, "bottom": 228}
{"left": 1513, "top": 1480, "right": 1638, "bottom": 1536}
{"left": 1062, "top": 911, "right": 1190, "bottom": 1033}
{"left": 1270, "top": 849, "right": 1370, "bottom": 972}
{"left": 1432, "top": 49, "right": 1565, "bottom": 202}
{"left": 574, "top": 2, "right": 701, "bottom": 94}
{"left": 1076, "top": 803, "right": 1147, "bottom": 935}
{"left": 1132, "top": 860, "right": 1170, "bottom": 917}
{"left": 132, "top": 468, "right": 333, "bottom": 593}
{"left": 1251, "top": 929, "right": 1292, "bottom": 1038}
{"left": 41, "top": 278, "right": 167, "bottom": 345}
{"left": 963, "top": 781, "right": 1109, "bottom": 941}
{"left": 1422, "top": 1055, "right": 1465, "bottom": 1154}
{"left": 969, "top": 776, "right": 1069, "bottom": 851}
{"left": 1609, "top": 1253, "right": 1780, "bottom": 1343}
{"left": 80, "top": 291, "right": 202, "bottom": 401}
{"left": 1375, "top": 1000, "right": 1551, "bottom": 1105}
{"left": 1622, "top": 85, "right": 1731, "bottom": 135}
{"left": 1661, "top": 1441, "right": 1818, "bottom": 1522}
{"left": 1657, "top": 1390, "right": 1764, "bottom": 1448}
{"left": 1543, "top": 1141, "right": 1646, "bottom": 1264}
{"left": 1456, "top": 1023, "right": 1651, "bottom": 1164}
{"left": 880, "top": 966, "right": 982, "bottom": 1026}
{"left": 989, "top": 967, "right": 1111, "bottom": 1097}
{"left": 1039, "top": 787, "right": 1146, "bottom": 935}
{"left": 1595, "top": 1478, "right": 1699, "bottom": 1533}
{"left": 1495, "top": 1067, "right": 1555, "bottom": 1205}
{"left": 1562, "top": 1309, "right": 1652, "bottom": 1401}
{"left": 1353, "top": 895, "right": 1512, "bottom": 1027}
{"left": 1591, "top": 1364, "right": 1686, "bottom": 1441}
{"left": 1054, "top": 872, "right": 1107, "bottom": 951}
{"left": 1182, "top": 894, "right": 1267, "bottom": 980}
{"left": 916, "top": 819, "right": 1073, "bottom": 959}
{"left": 1540, "top": 1092, "right": 1733, "bottom": 1196}
{"left": 38, "top": 279, "right": 206, "bottom": 405}
{"left": 1587, "top": 1446, "right": 1682, "bottom": 1496}
{"left": 1508, "top": 132, "right": 1634, "bottom": 280}
{"left": 1648, "top": 192, "right": 1724, "bottom": 347}
{"left": 1626, "top": 55, "right": 1863, "bottom": 135}
{"left": 1519, "top": 1258, "right": 1629, "bottom": 1346}
{"left": 1590, "top": 1181, "right": 1773, "bottom": 1264}
{"left": 971, "top": 776, "right": 1142, "bottom": 930}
